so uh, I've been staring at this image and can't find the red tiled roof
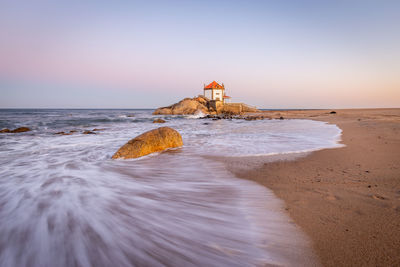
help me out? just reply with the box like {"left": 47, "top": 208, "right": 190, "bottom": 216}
{"left": 204, "top": 81, "right": 224, "bottom": 89}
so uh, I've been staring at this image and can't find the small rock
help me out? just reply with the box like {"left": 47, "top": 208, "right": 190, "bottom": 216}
{"left": 0, "top": 128, "right": 11, "bottom": 133}
{"left": 372, "top": 194, "right": 385, "bottom": 200}
{"left": 279, "top": 116, "right": 284, "bottom": 120}
{"left": 83, "top": 130, "right": 96, "bottom": 135}
{"left": 127, "top": 114, "right": 135, "bottom": 117}
{"left": 330, "top": 111, "right": 337, "bottom": 114}
{"left": 245, "top": 116, "right": 257, "bottom": 121}
{"left": 55, "top": 131, "right": 72, "bottom": 135}
{"left": 11, "top": 127, "right": 31, "bottom": 133}
{"left": 92, "top": 128, "right": 105, "bottom": 131}
{"left": 153, "top": 119, "right": 166, "bottom": 123}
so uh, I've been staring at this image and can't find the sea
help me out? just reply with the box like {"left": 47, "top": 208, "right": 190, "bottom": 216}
{"left": 0, "top": 109, "right": 343, "bottom": 267}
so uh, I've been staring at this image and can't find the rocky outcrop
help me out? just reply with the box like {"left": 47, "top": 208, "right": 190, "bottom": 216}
{"left": 153, "top": 118, "right": 166, "bottom": 123}
{"left": 112, "top": 127, "right": 183, "bottom": 159}
{"left": 153, "top": 96, "right": 209, "bottom": 115}
{"left": 153, "top": 95, "right": 259, "bottom": 115}
{"left": 201, "top": 114, "right": 271, "bottom": 120}
{"left": 0, "top": 127, "right": 31, "bottom": 133}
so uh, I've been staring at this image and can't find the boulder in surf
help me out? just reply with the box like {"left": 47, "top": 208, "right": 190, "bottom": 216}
{"left": 112, "top": 127, "right": 183, "bottom": 159}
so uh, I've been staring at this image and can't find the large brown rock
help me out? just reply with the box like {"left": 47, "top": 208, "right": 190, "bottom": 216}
{"left": 171, "top": 98, "right": 208, "bottom": 114}
{"left": 193, "top": 96, "right": 208, "bottom": 106}
{"left": 0, "top": 128, "right": 11, "bottom": 133}
{"left": 153, "top": 96, "right": 209, "bottom": 115}
{"left": 153, "top": 107, "right": 172, "bottom": 115}
{"left": 112, "top": 127, "right": 183, "bottom": 159}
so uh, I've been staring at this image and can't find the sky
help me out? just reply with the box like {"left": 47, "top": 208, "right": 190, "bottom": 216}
{"left": 0, "top": 0, "right": 399, "bottom": 109}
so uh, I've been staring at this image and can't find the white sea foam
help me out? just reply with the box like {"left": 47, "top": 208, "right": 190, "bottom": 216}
{"left": 185, "top": 109, "right": 206, "bottom": 119}
{"left": 0, "top": 109, "right": 339, "bottom": 266}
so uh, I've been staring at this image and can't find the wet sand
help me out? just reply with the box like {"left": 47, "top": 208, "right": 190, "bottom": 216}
{"left": 223, "top": 109, "right": 400, "bottom": 266}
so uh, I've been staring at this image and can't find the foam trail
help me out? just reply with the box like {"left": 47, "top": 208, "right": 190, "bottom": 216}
{"left": 0, "top": 109, "right": 339, "bottom": 266}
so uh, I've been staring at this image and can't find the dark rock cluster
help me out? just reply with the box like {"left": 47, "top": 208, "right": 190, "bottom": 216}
{"left": 199, "top": 114, "right": 279, "bottom": 121}
{"left": 0, "top": 127, "right": 31, "bottom": 133}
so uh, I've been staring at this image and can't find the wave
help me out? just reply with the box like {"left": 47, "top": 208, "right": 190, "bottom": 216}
{"left": 0, "top": 109, "right": 339, "bottom": 266}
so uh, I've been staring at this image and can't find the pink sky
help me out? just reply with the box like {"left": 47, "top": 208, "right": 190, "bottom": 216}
{"left": 0, "top": 0, "right": 399, "bottom": 108}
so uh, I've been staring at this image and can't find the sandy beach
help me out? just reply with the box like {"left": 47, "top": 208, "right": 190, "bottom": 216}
{"left": 223, "top": 108, "right": 400, "bottom": 266}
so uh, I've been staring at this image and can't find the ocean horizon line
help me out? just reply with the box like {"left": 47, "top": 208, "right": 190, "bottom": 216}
{"left": 1, "top": 107, "right": 398, "bottom": 111}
